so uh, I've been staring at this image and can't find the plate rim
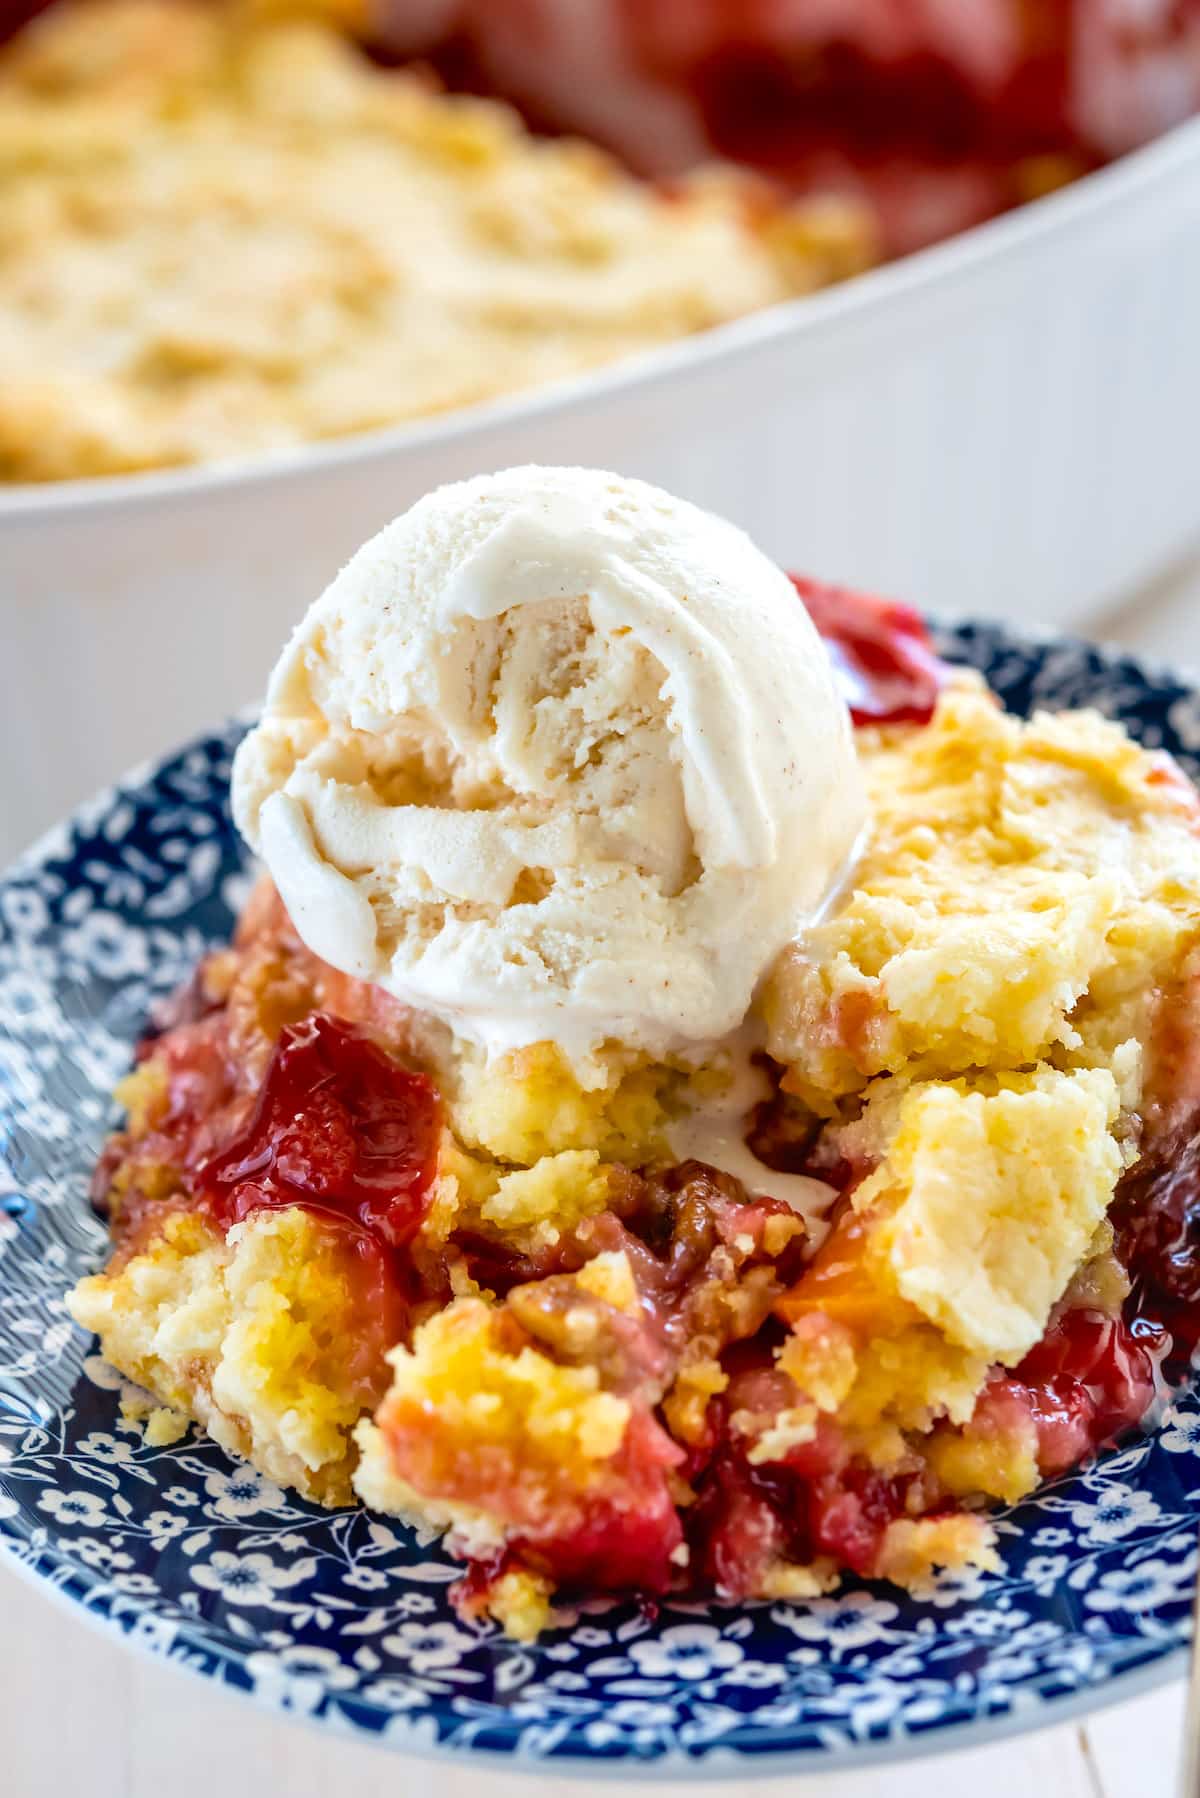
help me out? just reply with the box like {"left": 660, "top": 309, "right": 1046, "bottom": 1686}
{"left": 1, "top": 1532, "right": 1186, "bottom": 1779}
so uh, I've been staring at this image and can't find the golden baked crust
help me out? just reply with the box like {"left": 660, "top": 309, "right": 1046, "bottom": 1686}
{"left": 69, "top": 1206, "right": 388, "bottom": 1503}
{"left": 0, "top": 0, "right": 874, "bottom": 482}
{"left": 764, "top": 675, "right": 1200, "bottom": 1112}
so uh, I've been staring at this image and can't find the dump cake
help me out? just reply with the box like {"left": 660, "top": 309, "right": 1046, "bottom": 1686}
{"left": 379, "top": 0, "right": 1200, "bottom": 253}
{"left": 0, "top": 0, "right": 872, "bottom": 482}
{"left": 70, "top": 468, "right": 1200, "bottom": 1640}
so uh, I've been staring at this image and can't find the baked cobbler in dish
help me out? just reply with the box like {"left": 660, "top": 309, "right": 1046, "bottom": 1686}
{"left": 70, "top": 469, "right": 1200, "bottom": 1640}
{"left": 0, "top": 0, "right": 871, "bottom": 482}
{"left": 372, "top": 0, "right": 1200, "bottom": 255}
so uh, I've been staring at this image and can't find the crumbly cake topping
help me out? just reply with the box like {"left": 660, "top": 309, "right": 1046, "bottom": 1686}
{"left": 765, "top": 675, "right": 1200, "bottom": 1112}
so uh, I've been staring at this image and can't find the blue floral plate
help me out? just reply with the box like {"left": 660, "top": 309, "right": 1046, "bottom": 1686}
{"left": 3, "top": 620, "right": 1200, "bottom": 1775}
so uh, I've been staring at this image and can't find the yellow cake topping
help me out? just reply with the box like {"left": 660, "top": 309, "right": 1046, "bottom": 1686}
{"left": 766, "top": 676, "right": 1200, "bottom": 1110}
{"left": 0, "top": 0, "right": 871, "bottom": 481}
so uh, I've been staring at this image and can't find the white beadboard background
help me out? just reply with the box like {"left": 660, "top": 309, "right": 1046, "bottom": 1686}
{"left": 3, "top": 558, "right": 1199, "bottom": 1798}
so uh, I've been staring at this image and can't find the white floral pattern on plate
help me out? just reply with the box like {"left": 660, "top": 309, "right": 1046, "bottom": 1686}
{"left": 2, "top": 628, "right": 1200, "bottom": 1769}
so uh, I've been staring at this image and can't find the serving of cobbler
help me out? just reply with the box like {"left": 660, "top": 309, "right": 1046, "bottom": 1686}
{"left": 68, "top": 471, "right": 1200, "bottom": 1644}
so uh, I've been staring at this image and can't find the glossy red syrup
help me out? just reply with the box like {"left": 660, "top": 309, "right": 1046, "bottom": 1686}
{"left": 184, "top": 1014, "right": 444, "bottom": 1381}
{"left": 193, "top": 1013, "right": 441, "bottom": 1253}
{"left": 983, "top": 1308, "right": 1166, "bottom": 1477}
{"left": 792, "top": 573, "right": 948, "bottom": 725}
{"left": 1111, "top": 1125, "right": 1200, "bottom": 1369}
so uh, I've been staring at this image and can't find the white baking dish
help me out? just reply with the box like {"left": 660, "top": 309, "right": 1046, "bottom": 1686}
{"left": 2, "top": 118, "right": 1199, "bottom": 863}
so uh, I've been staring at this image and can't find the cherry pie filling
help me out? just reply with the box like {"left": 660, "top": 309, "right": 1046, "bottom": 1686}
{"left": 88, "top": 585, "right": 1200, "bottom": 1622}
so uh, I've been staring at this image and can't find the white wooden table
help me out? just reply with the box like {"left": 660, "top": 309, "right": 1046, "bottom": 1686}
{"left": 5, "top": 557, "right": 1199, "bottom": 1798}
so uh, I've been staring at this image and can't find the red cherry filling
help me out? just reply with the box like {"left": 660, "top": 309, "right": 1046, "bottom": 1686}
{"left": 980, "top": 1308, "right": 1165, "bottom": 1478}
{"left": 792, "top": 571, "right": 948, "bottom": 726}
{"left": 194, "top": 1013, "right": 441, "bottom": 1252}
{"left": 514, "top": 1411, "right": 686, "bottom": 1598}
{"left": 1112, "top": 1125, "right": 1200, "bottom": 1359}
{"left": 685, "top": 1367, "right": 916, "bottom": 1596}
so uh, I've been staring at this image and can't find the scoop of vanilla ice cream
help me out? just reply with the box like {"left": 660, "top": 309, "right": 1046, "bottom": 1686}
{"left": 232, "top": 466, "right": 863, "bottom": 1064}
